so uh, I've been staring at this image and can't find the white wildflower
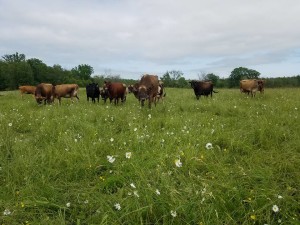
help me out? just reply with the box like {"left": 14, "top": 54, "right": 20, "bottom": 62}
{"left": 3, "top": 209, "right": 11, "bottom": 216}
{"left": 130, "top": 183, "right": 136, "bottom": 188}
{"left": 170, "top": 210, "right": 177, "bottom": 217}
{"left": 125, "top": 152, "right": 132, "bottom": 159}
{"left": 134, "top": 128, "right": 138, "bottom": 132}
{"left": 155, "top": 189, "right": 161, "bottom": 195}
{"left": 66, "top": 202, "right": 71, "bottom": 208}
{"left": 114, "top": 203, "right": 121, "bottom": 210}
{"left": 133, "top": 190, "right": 139, "bottom": 198}
{"left": 84, "top": 200, "right": 89, "bottom": 204}
{"left": 74, "top": 138, "right": 78, "bottom": 143}
{"left": 148, "top": 114, "right": 151, "bottom": 119}
{"left": 205, "top": 143, "right": 213, "bottom": 150}
{"left": 277, "top": 195, "right": 283, "bottom": 199}
{"left": 272, "top": 204, "right": 279, "bottom": 213}
{"left": 110, "top": 137, "right": 114, "bottom": 142}
{"left": 107, "top": 155, "right": 116, "bottom": 163}
{"left": 175, "top": 159, "right": 182, "bottom": 167}
{"left": 8, "top": 123, "right": 12, "bottom": 127}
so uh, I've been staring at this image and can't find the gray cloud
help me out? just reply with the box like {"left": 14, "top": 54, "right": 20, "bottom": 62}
{"left": 1, "top": 0, "right": 300, "bottom": 79}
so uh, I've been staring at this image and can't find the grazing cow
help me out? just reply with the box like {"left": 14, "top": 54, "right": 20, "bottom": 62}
{"left": 53, "top": 84, "right": 79, "bottom": 104}
{"left": 138, "top": 74, "right": 159, "bottom": 108}
{"left": 240, "top": 79, "right": 264, "bottom": 97}
{"left": 189, "top": 80, "right": 218, "bottom": 100}
{"left": 35, "top": 83, "right": 54, "bottom": 105}
{"left": 103, "top": 81, "right": 126, "bottom": 105}
{"left": 19, "top": 85, "right": 36, "bottom": 98}
{"left": 86, "top": 83, "right": 100, "bottom": 103}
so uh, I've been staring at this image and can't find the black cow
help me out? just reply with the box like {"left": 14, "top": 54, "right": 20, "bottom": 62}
{"left": 189, "top": 80, "right": 218, "bottom": 100}
{"left": 86, "top": 83, "right": 100, "bottom": 103}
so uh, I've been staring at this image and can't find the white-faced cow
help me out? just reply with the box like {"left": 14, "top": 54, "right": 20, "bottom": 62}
{"left": 53, "top": 84, "right": 79, "bottom": 104}
{"left": 19, "top": 85, "right": 36, "bottom": 99}
{"left": 189, "top": 80, "right": 218, "bottom": 100}
{"left": 137, "top": 74, "right": 159, "bottom": 108}
{"left": 240, "top": 79, "right": 265, "bottom": 97}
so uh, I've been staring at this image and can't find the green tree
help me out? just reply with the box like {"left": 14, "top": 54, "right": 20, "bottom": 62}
{"left": 72, "top": 64, "right": 94, "bottom": 80}
{"left": 228, "top": 67, "right": 260, "bottom": 87}
{"left": 2, "top": 52, "right": 26, "bottom": 63}
{"left": 205, "top": 73, "right": 220, "bottom": 86}
{"left": 161, "top": 70, "right": 184, "bottom": 87}
{"left": 27, "top": 58, "right": 48, "bottom": 84}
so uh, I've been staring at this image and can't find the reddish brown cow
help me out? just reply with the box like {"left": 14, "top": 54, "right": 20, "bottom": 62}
{"left": 240, "top": 79, "right": 264, "bottom": 97}
{"left": 103, "top": 81, "right": 126, "bottom": 105}
{"left": 35, "top": 83, "right": 54, "bottom": 105}
{"left": 19, "top": 85, "right": 36, "bottom": 98}
{"left": 53, "top": 84, "right": 79, "bottom": 104}
{"left": 137, "top": 74, "right": 159, "bottom": 108}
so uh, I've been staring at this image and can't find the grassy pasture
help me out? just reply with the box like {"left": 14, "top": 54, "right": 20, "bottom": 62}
{"left": 0, "top": 88, "right": 299, "bottom": 225}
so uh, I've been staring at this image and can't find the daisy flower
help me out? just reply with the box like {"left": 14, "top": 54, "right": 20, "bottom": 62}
{"left": 107, "top": 155, "right": 116, "bottom": 163}
{"left": 114, "top": 203, "right": 121, "bottom": 210}
{"left": 174, "top": 159, "right": 182, "bottom": 167}
{"left": 205, "top": 143, "right": 213, "bottom": 150}
{"left": 272, "top": 204, "right": 279, "bottom": 213}
{"left": 170, "top": 210, "right": 177, "bottom": 217}
{"left": 125, "top": 152, "right": 132, "bottom": 159}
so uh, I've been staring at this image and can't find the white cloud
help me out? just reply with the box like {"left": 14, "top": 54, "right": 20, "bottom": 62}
{"left": 1, "top": 0, "right": 300, "bottom": 79}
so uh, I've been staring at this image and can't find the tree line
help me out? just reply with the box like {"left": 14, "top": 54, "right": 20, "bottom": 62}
{"left": 0, "top": 52, "right": 299, "bottom": 91}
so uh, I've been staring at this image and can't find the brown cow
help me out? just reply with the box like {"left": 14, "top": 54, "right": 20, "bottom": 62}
{"left": 19, "top": 85, "right": 36, "bottom": 98}
{"left": 53, "top": 84, "right": 79, "bottom": 104}
{"left": 189, "top": 80, "right": 218, "bottom": 100}
{"left": 137, "top": 74, "right": 159, "bottom": 108}
{"left": 103, "top": 81, "right": 126, "bottom": 105}
{"left": 240, "top": 79, "right": 264, "bottom": 97}
{"left": 35, "top": 83, "right": 54, "bottom": 105}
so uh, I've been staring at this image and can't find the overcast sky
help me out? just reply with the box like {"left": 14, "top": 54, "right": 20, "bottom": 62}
{"left": 1, "top": 0, "right": 300, "bottom": 79}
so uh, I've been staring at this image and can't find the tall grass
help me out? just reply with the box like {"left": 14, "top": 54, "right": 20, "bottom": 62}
{"left": 0, "top": 88, "right": 299, "bottom": 224}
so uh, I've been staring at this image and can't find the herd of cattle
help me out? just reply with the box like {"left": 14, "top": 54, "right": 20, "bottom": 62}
{"left": 18, "top": 75, "right": 265, "bottom": 108}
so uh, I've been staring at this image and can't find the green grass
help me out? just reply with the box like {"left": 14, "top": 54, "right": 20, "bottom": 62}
{"left": 0, "top": 88, "right": 299, "bottom": 225}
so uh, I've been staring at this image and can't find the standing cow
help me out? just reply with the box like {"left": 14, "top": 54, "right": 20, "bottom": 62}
{"left": 137, "top": 74, "right": 159, "bottom": 108}
{"left": 189, "top": 80, "right": 218, "bottom": 100}
{"left": 240, "top": 79, "right": 264, "bottom": 97}
{"left": 103, "top": 81, "right": 126, "bottom": 105}
{"left": 53, "top": 84, "right": 79, "bottom": 104}
{"left": 35, "top": 83, "right": 54, "bottom": 105}
{"left": 19, "top": 85, "right": 36, "bottom": 99}
{"left": 86, "top": 83, "right": 100, "bottom": 103}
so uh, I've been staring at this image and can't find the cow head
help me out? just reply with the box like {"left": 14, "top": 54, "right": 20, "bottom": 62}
{"left": 35, "top": 95, "right": 45, "bottom": 104}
